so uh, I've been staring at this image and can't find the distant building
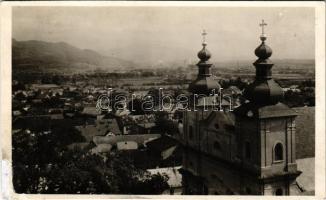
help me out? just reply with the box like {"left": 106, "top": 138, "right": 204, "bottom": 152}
{"left": 30, "top": 84, "right": 60, "bottom": 91}
{"left": 92, "top": 134, "right": 161, "bottom": 150}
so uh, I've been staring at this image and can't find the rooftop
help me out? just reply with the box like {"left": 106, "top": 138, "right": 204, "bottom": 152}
{"left": 293, "top": 107, "right": 315, "bottom": 159}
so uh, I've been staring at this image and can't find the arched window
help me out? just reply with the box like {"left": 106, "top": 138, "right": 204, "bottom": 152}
{"left": 275, "top": 188, "right": 283, "bottom": 195}
{"left": 274, "top": 143, "right": 283, "bottom": 161}
{"left": 214, "top": 123, "right": 219, "bottom": 129}
{"left": 245, "top": 141, "right": 251, "bottom": 160}
{"left": 189, "top": 126, "right": 193, "bottom": 140}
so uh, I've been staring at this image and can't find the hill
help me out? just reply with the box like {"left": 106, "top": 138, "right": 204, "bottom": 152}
{"left": 12, "top": 39, "right": 137, "bottom": 72}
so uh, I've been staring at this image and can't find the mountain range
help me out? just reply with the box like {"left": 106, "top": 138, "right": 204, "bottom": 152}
{"left": 12, "top": 39, "right": 314, "bottom": 73}
{"left": 12, "top": 39, "right": 137, "bottom": 72}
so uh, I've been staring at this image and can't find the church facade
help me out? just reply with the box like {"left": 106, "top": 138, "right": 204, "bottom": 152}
{"left": 176, "top": 21, "right": 304, "bottom": 195}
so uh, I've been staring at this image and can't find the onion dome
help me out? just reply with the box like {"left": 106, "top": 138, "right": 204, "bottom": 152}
{"left": 254, "top": 36, "right": 273, "bottom": 59}
{"left": 244, "top": 20, "right": 283, "bottom": 105}
{"left": 197, "top": 43, "right": 212, "bottom": 61}
{"left": 189, "top": 30, "right": 221, "bottom": 95}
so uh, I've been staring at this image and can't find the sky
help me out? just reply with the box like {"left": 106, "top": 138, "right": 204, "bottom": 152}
{"left": 13, "top": 6, "right": 315, "bottom": 65}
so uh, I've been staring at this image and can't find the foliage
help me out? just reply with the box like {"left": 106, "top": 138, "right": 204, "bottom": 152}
{"left": 12, "top": 127, "right": 169, "bottom": 194}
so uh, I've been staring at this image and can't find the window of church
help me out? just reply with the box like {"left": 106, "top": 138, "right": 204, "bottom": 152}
{"left": 245, "top": 141, "right": 251, "bottom": 160}
{"left": 214, "top": 123, "right": 219, "bottom": 129}
{"left": 274, "top": 143, "right": 284, "bottom": 161}
{"left": 189, "top": 125, "right": 193, "bottom": 140}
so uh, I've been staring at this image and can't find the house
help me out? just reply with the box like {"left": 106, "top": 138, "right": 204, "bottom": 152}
{"left": 117, "top": 141, "right": 138, "bottom": 150}
{"left": 146, "top": 136, "right": 179, "bottom": 160}
{"left": 93, "top": 134, "right": 161, "bottom": 147}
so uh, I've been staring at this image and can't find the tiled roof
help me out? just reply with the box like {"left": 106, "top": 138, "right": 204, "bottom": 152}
{"left": 82, "top": 107, "right": 100, "bottom": 116}
{"left": 293, "top": 107, "right": 315, "bottom": 159}
{"left": 200, "top": 111, "right": 235, "bottom": 127}
{"left": 296, "top": 157, "right": 315, "bottom": 193}
{"left": 137, "top": 122, "right": 156, "bottom": 129}
{"left": 234, "top": 102, "right": 297, "bottom": 119}
{"left": 146, "top": 135, "right": 178, "bottom": 152}
{"left": 91, "top": 143, "right": 112, "bottom": 154}
{"left": 93, "top": 134, "right": 161, "bottom": 146}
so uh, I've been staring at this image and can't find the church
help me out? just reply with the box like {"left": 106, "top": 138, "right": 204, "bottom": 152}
{"left": 175, "top": 20, "right": 315, "bottom": 195}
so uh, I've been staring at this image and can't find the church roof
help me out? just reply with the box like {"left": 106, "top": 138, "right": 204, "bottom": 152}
{"left": 293, "top": 107, "right": 315, "bottom": 159}
{"left": 296, "top": 157, "right": 315, "bottom": 193}
{"left": 234, "top": 102, "right": 297, "bottom": 119}
{"left": 201, "top": 111, "right": 235, "bottom": 127}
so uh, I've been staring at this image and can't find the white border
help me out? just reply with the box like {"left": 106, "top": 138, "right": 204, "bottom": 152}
{"left": 1, "top": 1, "right": 325, "bottom": 200}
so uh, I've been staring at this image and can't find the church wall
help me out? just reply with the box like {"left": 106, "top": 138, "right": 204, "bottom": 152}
{"left": 182, "top": 111, "right": 300, "bottom": 195}
{"left": 183, "top": 148, "right": 241, "bottom": 194}
{"left": 182, "top": 147, "right": 200, "bottom": 176}
{"left": 182, "top": 109, "right": 238, "bottom": 163}
{"left": 185, "top": 111, "right": 200, "bottom": 149}
{"left": 183, "top": 148, "right": 269, "bottom": 195}
{"left": 205, "top": 112, "right": 237, "bottom": 162}
{"left": 237, "top": 118, "right": 261, "bottom": 171}
{"left": 182, "top": 109, "right": 217, "bottom": 151}
{"left": 199, "top": 128, "right": 237, "bottom": 162}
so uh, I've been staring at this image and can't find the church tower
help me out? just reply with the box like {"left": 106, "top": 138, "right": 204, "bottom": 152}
{"left": 178, "top": 22, "right": 302, "bottom": 195}
{"left": 188, "top": 30, "right": 221, "bottom": 96}
{"left": 234, "top": 20, "right": 301, "bottom": 195}
{"left": 179, "top": 30, "right": 226, "bottom": 195}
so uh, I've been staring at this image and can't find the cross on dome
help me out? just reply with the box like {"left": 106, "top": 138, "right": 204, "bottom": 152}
{"left": 202, "top": 29, "right": 207, "bottom": 45}
{"left": 259, "top": 19, "right": 267, "bottom": 35}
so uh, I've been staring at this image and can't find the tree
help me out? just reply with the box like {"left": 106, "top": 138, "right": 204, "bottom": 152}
{"left": 12, "top": 128, "right": 169, "bottom": 194}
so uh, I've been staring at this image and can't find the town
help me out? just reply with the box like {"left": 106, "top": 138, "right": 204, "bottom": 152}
{"left": 12, "top": 53, "right": 315, "bottom": 194}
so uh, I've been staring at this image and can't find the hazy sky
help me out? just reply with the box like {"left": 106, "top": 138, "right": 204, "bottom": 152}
{"left": 13, "top": 6, "right": 315, "bottom": 65}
